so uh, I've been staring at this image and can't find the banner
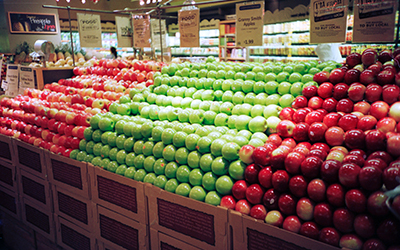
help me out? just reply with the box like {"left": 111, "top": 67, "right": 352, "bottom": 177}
{"left": 133, "top": 14, "right": 151, "bottom": 48}
{"left": 310, "top": 0, "right": 348, "bottom": 44}
{"left": 151, "top": 19, "right": 167, "bottom": 50}
{"left": 179, "top": 9, "right": 200, "bottom": 48}
{"left": 236, "top": 1, "right": 264, "bottom": 47}
{"left": 5, "top": 64, "right": 19, "bottom": 96}
{"left": 77, "top": 13, "right": 102, "bottom": 48}
{"left": 115, "top": 16, "right": 133, "bottom": 48}
{"left": 353, "top": 0, "right": 397, "bottom": 42}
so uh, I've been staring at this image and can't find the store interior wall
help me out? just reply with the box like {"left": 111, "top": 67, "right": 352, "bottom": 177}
{"left": 1, "top": 0, "right": 61, "bottom": 53}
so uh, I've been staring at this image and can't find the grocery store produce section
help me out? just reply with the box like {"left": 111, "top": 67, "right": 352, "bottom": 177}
{"left": 1, "top": 47, "right": 400, "bottom": 249}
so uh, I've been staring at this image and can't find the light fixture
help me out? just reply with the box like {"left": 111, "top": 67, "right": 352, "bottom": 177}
{"left": 81, "top": 0, "right": 86, "bottom": 3}
{"left": 66, "top": 0, "right": 70, "bottom": 2}
{"left": 140, "top": 0, "right": 144, "bottom": 5}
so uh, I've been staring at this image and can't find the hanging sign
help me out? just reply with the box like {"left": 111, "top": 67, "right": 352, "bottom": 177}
{"left": 19, "top": 66, "right": 35, "bottom": 92}
{"left": 133, "top": 14, "right": 151, "bottom": 48}
{"left": 151, "top": 19, "right": 167, "bottom": 50}
{"left": 77, "top": 13, "right": 102, "bottom": 48}
{"left": 352, "top": 0, "right": 397, "bottom": 43}
{"left": 115, "top": 16, "right": 133, "bottom": 47}
{"left": 179, "top": 9, "right": 200, "bottom": 48}
{"left": 236, "top": 1, "right": 264, "bottom": 47}
{"left": 310, "top": 0, "right": 348, "bottom": 44}
{"left": 5, "top": 64, "right": 19, "bottom": 96}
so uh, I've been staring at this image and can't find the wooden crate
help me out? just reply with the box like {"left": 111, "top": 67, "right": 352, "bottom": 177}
{"left": 55, "top": 215, "right": 97, "bottom": 250}
{"left": 33, "top": 67, "right": 74, "bottom": 90}
{"left": 0, "top": 158, "right": 17, "bottom": 193}
{"left": 150, "top": 228, "right": 202, "bottom": 250}
{"left": 18, "top": 169, "right": 52, "bottom": 211}
{"left": 145, "top": 184, "right": 228, "bottom": 250}
{"left": 13, "top": 139, "right": 47, "bottom": 179}
{"left": 0, "top": 133, "right": 14, "bottom": 163}
{"left": 94, "top": 204, "right": 149, "bottom": 250}
{"left": 53, "top": 185, "right": 94, "bottom": 233}
{"left": 2, "top": 213, "right": 35, "bottom": 250}
{"left": 0, "top": 185, "right": 21, "bottom": 220}
{"left": 46, "top": 151, "right": 90, "bottom": 199}
{"left": 89, "top": 165, "right": 147, "bottom": 225}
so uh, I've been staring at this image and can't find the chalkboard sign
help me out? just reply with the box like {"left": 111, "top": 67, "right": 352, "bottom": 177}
{"left": 8, "top": 12, "right": 58, "bottom": 34}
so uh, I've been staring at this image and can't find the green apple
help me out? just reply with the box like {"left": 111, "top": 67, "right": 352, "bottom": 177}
{"left": 162, "top": 145, "right": 176, "bottom": 162}
{"left": 222, "top": 80, "right": 232, "bottom": 91}
{"left": 225, "top": 70, "right": 235, "bottom": 79}
{"left": 253, "top": 81, "right": 265, "bottom": 94}
{"left": 84, "top": 154, "right": 94, "bottom": 163}
{"left": 254, "top": 93, "right": 268, "bottom": 105}
{"left": 79, "top": 139, "right": 87, "bottom": 152}
{"left": 272, "top": 65, "right": 283, "bottom": 74}
{"left": 161, "top": 128, "right": 176, "bottom": 145}
{"left": 116, "top": 150, "right": 127, "bottom": 164}
{"left": 189, "top": 109, "right": 204, "bottom": 124}
{"left": 154, "top": 175, "right": 168, "bottom": 189}
{"left": 133, "top": 154, "right": 145, "bottom": 169}
{"left": 219, "top": 102, "right": 234, "bottom": 116}
{"left": 232, "top": 80, "right": 243, "bottom": 92}
{"left": 90, "top": 115, "right": 101, "bottom": 130}
{"left": 83, "top": 127, "right": 93, "bottom": 141}
{"left": 125, "top": 152, "right": 136, "bottom": 167}
{"left": 242, "top": 80, "right": 254, "bottom": 93}
{"left": 199, "top": 101, "right": 211, "bottom": 111}
{"left": 92, "top": 143, "right": 103, "bottom": 156}
{"left": 134, "top": 169, "right": 147, "bottom": 182}
{"left": 115, "top": 134, "right": 127, "bottom": 149}
{"left": 142, "top": 141, "right": 154, "bottom": 156}
{"left": 278, "top": 82, "right": 291, "bottom": 95}
{"left": 251, "top": 132, "right": 268, "bottom": 142}
{"left": 209, "top": 102, "right": 221, "bottom": 113}
{"left": 165, "top": 162, "right": 179, "bottom": 179}
{"left": 154, "top": 158, "right": 167, "bottom": 175}
{"left": 265, "top": 94, "right": 281, "bottom": 106}
{"left": 115, "top": 120, "right": 126, "bottom": 135}
{"left": 229, "top": 160, "right": 246, "bottom": 180}
{"left": 235, "top": 115, "right": 252, "bottom": 130}
{"left": 123, "top": 137, "right": 134, "bottom": 152}
{"left": 244, "top": 93, "right": 256, "bottom": 105}
{"left": 187, "top": 151, "right": 201, "bottom": 169}
{"left": 248, "top": 138, "right": 264, "bottom": 147}
{"left": 199, "top": 153, "right": 214, "bottom": 172}
{"left": 215, "top": 175, "right": 233, "bottom": 195}
{"left": 227, "top": 115, "right": 237, "bottom": 129}
{"left": 265, "top": 72, "right": 277, "bottom": 82}
{"left": 164, "top": 179, "right": 179, "bottom": 193}
{"left": 143, "top": 156, "right": 156, "bottom": 172}
{"left": 237, "top": 130, "right": 252, "bottom": 140}
{"left": 175, "top": 183, "right": 191, "bottom": 197}
{"left": 202, "top": 172, "right": 217, "bottom": 191}
{"left": 122, "top": 122, "right": 134, "bottom": 137}
{"left": 176, "top": 165, "right": 191, "bottom": 183}
{"left": 249, "top": 116, "right": 268, "bottom": 133}
{"left": 266, "top": 116, "right": 281, "bottom": 134}
{"left": 210, "top": 138, "right": 227, "bottom": 157}
{"left": 283, "top": 65, "right": 293, "bottom": 74}
{"left": 192, "top": 90, "right": 204, "bottom": 100}
{"left": 234, "top": 72, "right": 245, "bottom": 80}
{"left": 100, "top": 145, "right": 111, "bottom": 158}
{"left": 205, "top": 191, "right": 221, "bottom": 206}
{"left": 175, "top": 147, "right": 189, "bottom": 165}
{"left": 182, "top": 124, "right": 195, "bottom": 134}
{"left": 76, "top": 151, "right": 87, "bottom": 162}
{"left": 190, "top": 99, "right": 202, "bottom": 109}
{"left": 213, "top": 113, "right": 228, "bottom": 127}
{"left": 279, "top": 94, "right": 295, "bottom": 108}
{"left": 288, "top": 72, "right": 302, "bottom": 83}
{"left": 233, "top": 136, "right": 249, "bottom": 147}
{"left": 201, "top": 90, "right": 214, "bottom": 101}
{"left": 215, "top": 126, "right": 229, "bottom": 134}
{"left": 213, "top": 79, "right": 223, "bottom": 90}
{"left": 92, "top": 130, "right": 103, "bottom": 143}
{"left": 143, "top": 173, "right": 157, "bottom": 184}
{"left": 221, "top": 142, "right": 240, "bottom": 161}
{"left": 85, "top": 141, "right": 95, "bottom": 155}
{"left": 117, "top": 104, "right": 131, "bottom": 116}
{"left": 130, "top": 102, "right": 140, "bottom": 115}
{"left": 214, "top": 90, "right": 223, "bottom": 101}
{"left": 222, "top": 91, "right": 233, "bottom": 103}
{"left": 263, "top": 64, "right": 273, "bottom": 74}
{"left": 107, "top": 161, "right": 119, "bottom": 173}
{"left": 185, "top": 134, "right": 201, "bottom": 151}
{"left": 255, "top": 72, "right": 266, "bottom": 82}
{"left": 172, "top": 131, "right": 187, "bottom": 148}
{"left": 232, "top": 92, "right": 245, "bottom": 104}
{"left": 189, "top": 169, "right": 204, "bottom": 186}
{"left": 108, "top": 148, "right": 119, "bottom": 161}
{"left": 134, "top": 140, "right": 144, "bottom": 155}
{"left": 124, "top": 167, "right": 136, "bottom": 178}
{"left": 185, "top": 87, "right": 197, "bottom": 98}
{"left": 290, "top": 82, "right": 303, "bottom": 97}
{"left": 211, "top": 156, "right": 229, "bottom": 176}
{"left": 100, "top": 158, "right": 110, "bottom": 170}
{"left": 189, "top": 186, "right": 206, "bottom": 201}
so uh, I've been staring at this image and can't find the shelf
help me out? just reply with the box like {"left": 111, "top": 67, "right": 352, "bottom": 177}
{"left": 226, "top": 57, "right": 246, "bottom": 60}
{"left": 220, "top": 34, "right": 235, "bottom": 37}
{"left": 170, "top": 45, "right": 219, "bottom": 48}
{"left": 219, "top": 46, "right": 244, "bottom": 48}
{"left": 172, "top": 54, "right": 219, "bottom": 57}
{"left": 250, "top": 54, "right": 318, "bottom": 58}
{"left": 220, "top": 20, "right": 236, "bottom": 24}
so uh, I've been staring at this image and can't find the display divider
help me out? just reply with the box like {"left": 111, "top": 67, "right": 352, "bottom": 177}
{"left": 0, "top": 158, "right": 18, "bottom": 193}
{"left": 89, "top": 164, "right": 148, "bottom": 225}
{"left": 13, "top": 139, "right": 47, "bottom": 180}
{"left": 145, "top": 183, "right": 229, "bottom": 250}
{"left": 46, "top": 151, "right": 91, "bottom": 200}
{"left": 0, "top": 133, "right": 15, "bottom": 164}
{"left": 55, "top": 215, "right": 97, "bottom": 250}
{"left": 229, "top": 210, "right": 340, "bottom": 250}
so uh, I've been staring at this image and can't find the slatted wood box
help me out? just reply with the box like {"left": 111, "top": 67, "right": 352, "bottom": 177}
{"left": 13, "top": 139, "right": 47, "bottom": 180}
{"left": 55, "top": 215, "right": 97, "bottom": 250}
{"left": 18, "top": 169, "right": 52, "bottom": 211}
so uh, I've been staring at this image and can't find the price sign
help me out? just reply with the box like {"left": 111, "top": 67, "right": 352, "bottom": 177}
{"left": 151, "top": 19, "right": 167, "bottom": 50}
{"left": 179, "top": 9, "right": 200, "bottom": 48}
{"left": 133, "top": 14, "right": 151, "bottom": 48}
{"left": 310, "top": 0, "right": 348, "bottom": 44}
{"left": 19, "top": 66, "right": 35, "bottom": 93}
{"left": 77, "top": 13, "right": 102, "bottom": 48}
{"left": 116, "top": 16, "right": 133, "bottom": 48}
{"left": 353, "top": 0, "right": 397, "bottom": 43}
{"left": 5, "top": 64, "right": 19, "bottom": 97}
{"left": 236, "top": 1, "right": 264, "bottom": 47}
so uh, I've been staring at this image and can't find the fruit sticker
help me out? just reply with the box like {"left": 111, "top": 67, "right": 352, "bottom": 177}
{"left": 352, "top": 0, "right": 397, "bottom": 42}
{"left": 310, "top": 0, "right": 348, "bottom": 44}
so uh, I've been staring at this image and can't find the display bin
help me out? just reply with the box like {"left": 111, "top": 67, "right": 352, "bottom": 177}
{"left": 21, "top": 196, "right": 56, "bottom": 242}
{"left": 0, "top": 158, "right": 18, "bottom": 193}
{"left": 89, "top": 164, "right": 147, "bottom": 225}
{"left": 2, "top": 213, "right": 36, "bottom": 250}
{"left": 0, "top": 133, "right": 14, "bottom": 164}
{"left": 94, "top": 204, "right": 149, "bottom": 250}
{"left": 46, "top": 151, "right": 91, "bottom": 199}
{"left": 0, "top": 184, "right": 21, "bottom": 220}
{"left": 145, "top": 184, "right": 229, "bottom": 250}
{"left": 35, "top": 231, "right": 60, "bottom": 250}
{"left": 18, "top": 169, "right": 52, "bottom": 211}
{"left": 52, "top": 185, "right": 95, "bottom": 233}
{"left": 229, "top": 210, "right": 340, "bottom": 250}
{"left": 55, "top": 215, "right": 97, "bottom": 250}
{"left": 33, "top": 67, "right": 74, "bottom": 90}
{"left": 150, "top": 228, "right": 202, "bottom": 250}
{"left": 13, "top": 139, "right": 47, "bottom": 179}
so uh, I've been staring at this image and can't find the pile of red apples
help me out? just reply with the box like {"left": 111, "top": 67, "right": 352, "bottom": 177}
{"left": 224, "top": 48, "right": 400, "bottom": 250}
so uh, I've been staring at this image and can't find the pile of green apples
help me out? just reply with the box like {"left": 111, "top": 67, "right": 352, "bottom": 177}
{"left": 70, "top": 57, "right": 340, "bottom": 205}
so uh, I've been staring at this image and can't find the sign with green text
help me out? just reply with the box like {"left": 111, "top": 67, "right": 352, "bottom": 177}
{"left": 236, "top": 1, "right": 264, "bottom": 47}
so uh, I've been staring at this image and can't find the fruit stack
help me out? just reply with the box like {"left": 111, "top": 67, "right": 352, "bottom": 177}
{"left": 224, "top": 48, "right": 400, "bottom": 249}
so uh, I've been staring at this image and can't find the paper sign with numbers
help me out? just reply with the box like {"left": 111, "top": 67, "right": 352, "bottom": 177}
{"left": 310, "top": 0, "right": 348, "bottom": 44}
{"left": 151, "top": 19, "right": 167, "bottom": 49}
{"left": 353, "top": 0, "right": 397, "bottom": 43}
{"left": 236, "top": 1, "right": 264, "bottom": 47}
{"left": 116, "top": 16, "right": 133, "bottom": 48}
{"left": 133, "top": 14, "right": 151, "bottom": 48}
{"left": 179, "top": 9, "right": 200, "bottom": 48}
{"left": 77, "top": 13, "right": 102, "bottom": 48}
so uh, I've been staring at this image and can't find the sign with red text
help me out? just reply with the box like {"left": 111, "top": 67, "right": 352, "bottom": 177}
{"left": 310, "top": 0, "right": 348, "bottom": 44}
{"left": 353, "top": 0, "right": 397, "bottom": 42}
{"left": 77, "top": 13, "right": 102, "bottom": 48}
{"left": 179, "top": 9, "right": 200, "bottom": 48}
{"left": 236, "top": 1, "right": 264, "bottom": 46}
{"left": 133, "top": 14, "right": 151, "bottom": 48}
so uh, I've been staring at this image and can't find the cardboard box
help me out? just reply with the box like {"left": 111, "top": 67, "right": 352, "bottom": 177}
{"left": 94, "top": 204, "right": 149, "bottom": 250}
{"left": 0, "top": 185, "right": 21, "bottom": 220}
{"left": 52, "top": 185, "right": 94, "bottom": 233}
{"left": 21, "top": 196, "right": 56, "bottom": 242}
{"left": 150, "top": 228, "right": 202, "bottom": 250}
{"left": 55, "top": 215, "right": 97, "bottom": 250}
{"left": 46, "top": 151, "right": 90, "bottom": 199}
{"left": 13, "top": 139, "right": 46, "bottom": 179}
{"left": 145, "top": 184, "right": 228, "bottom": 250}
{"left": 0, "top": 158, "right": 17, "bottom": 192}
{"left": 18, "top": 169, "right": 52, "bottom": 211}
{"left": 90, "top": 164, "right": 147, "bottom": 225}
{"left": 35, "top": 232, "right": 61, "bottom": 250}
{"left": 0, "top": 133, "right": 14, "bottom": 163}
{"left": 229, "top": 210, "right": 340, "bottom": 250}
{"left": 2, "top": 213, "right": 35, "bottom": 250}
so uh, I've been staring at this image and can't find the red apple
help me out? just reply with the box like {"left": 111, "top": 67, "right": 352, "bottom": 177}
{"left": 235, "top": 199, "right": 251, "bottom": 215}
{"left": 360, "top": 69, "right": 377, "bottom": 85}
{"left": 265, "top": 210, "right": 284, "bottom": 227}
{"left": 362, "top": 239, "right": 386, "bottom": 250}
{"left": 329, "top": 69, "right": 346, "bottom": 84}
{"left": 249, "top": 204, "right": 267, "bottom": 220}
{"left": 276, "top": 120, "right": 296, "bottom": 138}
{"left": 333, "top": 208, "right": 354, "bottom": 233}
{"left": 313, "top": 71, "right": 330, "bottom": 84}
{"left": 377, "top": 69, "right": 395, "bottom": 85}
{"left": 333, "top": 83, "right": 350, "bottom": 100}
{"left": 278, "top": 193, "right": 297, "bottom": 215}
{"left": 232, "top": 180, "right": 248, "bottom": 200}
{"left": 285, "top": 152, "right": 306, "bottom": 175}
{"left": 220, "top": 195, "right": 236, "bottom": 210}
{"left": 257, "top": 167, "right": 273, "bottom": 189}
{"left": 323, "top": 113, "right": 342, "bottom": 128}
{"left": 339, "top": 163, "right": 361, "bottom": 188}
{"left": 389, "top": 102, "right": 400, "bottom": 122}
{"left": 282, "top": 215, "right": 302, "bottom": 233}
{"left": 357, "top": 115, "right": 377, "bottom": 131}
{"left": 314, "top": 203, "right": 333, "bottom": 227}
{"left": 377, "top": 218, "right": 400, "bottom": 245}
{"left": 325, "top": 126, "right": 345, "bottom": 146}
{"left": 387, "top": 135, "right": 400, "bottom": 157}
{"left": 365, "top": 129, "right": 386, "bottom": 152}
{"left": 354, "top": 214, "right": 376, "bottom": 239}
{"left": 292, "top": 96, "right": 308, "bottom": 109}
{"left": 292, "top": 109, "right": 309, "bottom": 123}
{"left": 347, "top": 52, "right": 362, "bottom": 68}
{"left": 244, "top": 164, "right": 261, "bottom": 184}
{"left": 302, "top": 85, "right": 318, "bottom": 99}
{"left": 339, "top": 234, "right": 363, "bottom": 250}
{"left": 279, "top": 107, "right": 294, "bottom": 121}
{"left": 367, "top": 191, "right": 389, "bottom": 217}
{"left": 288, "top": 175, "right": 308, "bottom": 198}
{"left": 362, "top": 48, "right": 378, "bottom": 67}
{"left": 252, "top": 145, "right": 275, "bottom": 166}
{"left": 344, "top": 129, "right": 365, "bottom": 149}
{"left": 383, "top": 166, "right": 400, "bottom": 190}
{"left": 271, "top": 170, "right": 289, "bottom": 193}
{"left": 321, "top": 160, "right": 341, "bottom": 183}
{"left": 345, "top": 189, "right": 367, "bottom": 213}
{"left": 246, "top": 184, "right": 265, "bottom": 205}
{"left": 300, "top": 222, "right": 320, "bottom": 240}
{"left": 348, "top": 82, "right": 367, "bottom": 102}
{"left": 345, "top": 69, "right": 361, "bottom": 84}
{"left": 300, "top": 156, "right": 322, "bottom": 179}
{"left": 263, "top": 188, "right": 280, "bottom": 210}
